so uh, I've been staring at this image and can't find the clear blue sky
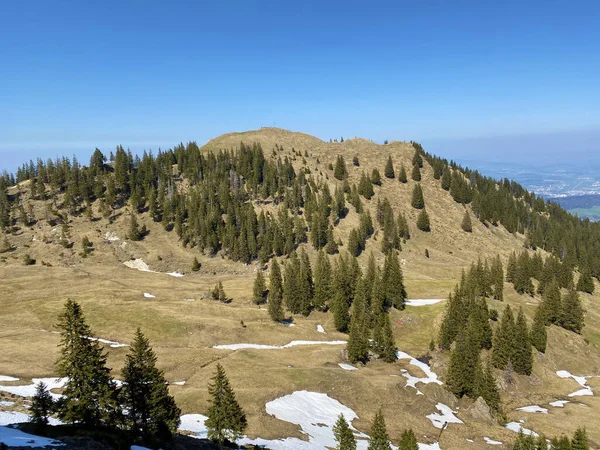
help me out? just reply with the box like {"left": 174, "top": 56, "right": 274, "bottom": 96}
{"left": 1, "top": 0, "right": 599, "bottom": 172}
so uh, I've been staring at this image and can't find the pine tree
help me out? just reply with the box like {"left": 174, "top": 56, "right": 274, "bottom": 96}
{"left": 334, "top": 156, "right": 347, "bottom": 180}
{"left": 313, "top": 250, "right": 332, "bottom": 311}
{"left": 253, "top": 270, "right": 267, "bottom": 305}
{"left": 530, "top": 306, "right": 547, "bottom": 353}
{"left": 550, "top": 436, "right": 574, "bottom": 450}
{"left": 378, "top": 313, "right": 397, "bottom": 363}
{"left": 561, "top": 288, "right": 585, "bottom": 334}
{"left": 129, "top": 214, "right": 142, "bottom": 241}
{"left": 382, "top": 251, "right": 407, "bottom": 309}
{"left": 441, "top": 167, "right": 451, "bottom": 190}
{"left": 347, "top": 278, "right": 369, "bottom": 364}
{"left": 268, "top": 259, "right": 285, "bottom": 322}
{"left": 333, "top": 414, "right": 357, "bottom": 450}
{"left": 367, "top": 410, "right": 391, "bottom": 450}
{"left": 411, "top": 164, "right": 421, "bottom": 182}
{"left": 191, "top": 257, "right": 201, "bottom": 272}
{"left": 398, "top": 164, "right": 408, "bottom": 183}
{"left": 205, "top": 364, "right": 247, "bottom": 444}
{"left": 411, "top": 184, "right": 425, "bottom": 209}
{"left": 298, "top": 249, "right": 314, "bottom": 315}
{"left": 541, "top": 279, "right": 562, "bottom": 325}
{"left": 461, "top": 210, "right": 472, "bottom": 232}
{"left": 398, "top": 429, "right": 418, "bottom": 450}
{"left": 492, "top": 305, "right": 515, "bottom": 370}
{"left": 122, "top": 328, "right": 181, "bottom": 437}
{"left": 55, "top": 299, "right": 119, "bottom": 428}
{"left": 348, "top": 228, "right": 362, "bottom": 257}
{"left": 284, "top": 252, "right": 301, "bottom": 313}
{"left": 417, "top": 209, "right": 430, "bottom": 232}
{"left": 512, "top": 308, "right": 533, "bottom": 375}
{"left": 30, "top": 382, "right": 54, "bottom": 426}
{"left": 506, "top": 251, "right": 517, "bottom": 284}
{"left": 571, "top": 427, "right": 589, "bottom": 450}
{"left": 477, "top": 359, "right": 500, "bottom": 411}
{"left": 576, "top": 269, "right": 594, "bottom": 294}
{"left": 491, "top": 255, "right": 504, "bottom": 301}
{"left": 384, "top": 156, "right": 395, "bottom": 179}
{"left": 446, "top": 316, "right": 481, "bottom": 398}
{"left": 371, "top": 168, "right": 382, "bottom": 186}
{"left": 325, "top": 225, "right": 339, "bottom": 254}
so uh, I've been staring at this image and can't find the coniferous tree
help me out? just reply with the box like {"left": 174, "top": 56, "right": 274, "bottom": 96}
{"left": 506, "top": 251, "right": 517, "bottom": 284}
{"left": 334, "top": 156, "right": 347, "bottom": 180}
{"left": 371, "top": 168, "right": 382, "bottom": 186}
{"left": 377, "top": 313, "right": 397, "bottom": 363}
{"left": 358, "top": 172, "right": 375, "bottom": 199}
{"left": 122, "top": 328, "right": 181, "bottom": 437}
{"left": 253, "top": 270, "right": 267, "bottom": 305}
{"left": 382, "top": 251, "right": 407, "bottom": 309}
{"left": 550, "top": 436, "right": 573, "bottom": 450}
{"left": 55, "top": 299, "right": 119, "bottom": 428}
{"left": 576, "top": 269, "right": 594, "bottom": 294}
{"left": 397, "top": 212, "right": 410, "bottom": 240}
{"left": 512, "top": 308, "right": 533, "bottom": 375}
{"left": 284, "top": 252, "right": 302, "bottom": 314}
{"left": 411, "top": 184, "right": 424, "bottom": 209}
{"left": 325, "top": 225, "right": 339, "bottom": 255}
{"left": 561, "top": 288, "right": 585, "bottom": 334}
{"left": 268, "top": 259, "right": 285, "bottom": 322}
{"left": 398, "top": 429, "right": 418, "bottom": 450}
{"left": 129, "top": 214, "right": 142, "bottom": 241}
{"left": 478, "top": 359, "right": 501, "bottom": 411}
{"left": 491, "top": 255, "right": 504, "bottom": 301}
{"left": 333, "top": 414, "right": 357, "bottom": 450}
{"left": 530, "top": 306, "right": 547, "bottom": 353}
{"left": 313, "top": 250, "right": 332, "bottom": 311}
{"left": 514, "top": 251, "right": 534, "bottom": 295}
{"left": 411, "top": 164, "right": 421, "bottom": 182}
{"left": 441, "top": 167, "right": 451, "bottom": 190}
{"left": 347, "top": 278, "right": 369, "bottom": 364}
{"left": 298, "top": 249, "right": 314, "bottom": 315}
{"left": 541, "top": 279, "right": 562, "bottom": 325}
{"left": 384, "top": 156, "right": 395, "bottom": 179}
{"left": 205, "top": 364, "right": 247, "bottom": 444}
{"left": 348, "top": 228, "right": 362, "bottom": 257}
{"left": 368, "top": 410, "right": 391, "bottom": 450}
{"left": 398, "top": 164, "right": 408, "bottom": 183}
{"left": 352, "top": 155, "right": 360, "bottom": 166}
{"left": 332, "top": 255, "right": 352, "bottom": 332}
{"left": 417, "top": 209, "right": 430, "bottom": 232}
{"left": 571, "top": 427, "right": 589, "bottom": 450}
{"left": 492, "top": 305, "right": 515, "bottom": 370}
{"left": 446, "top": 316, "right": 481, "bottom": 398}
{"left": 461, "top": 210, "right": 472, "bottom": 232}
{"left": 191, "top": 257, "right": 201, "bottom": 272}
{"left": 30, "top": 382, "right": 54, "bottom": 426}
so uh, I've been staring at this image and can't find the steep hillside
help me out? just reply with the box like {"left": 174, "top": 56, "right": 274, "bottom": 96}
{"left": 1, "top": 128, "right": 600, "bottom": 449}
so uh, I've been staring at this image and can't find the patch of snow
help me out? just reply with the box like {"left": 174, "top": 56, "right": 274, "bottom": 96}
{"left": 143, "top": 292, "right": 155, "bottom": 298}
{"left": 504, "top": 422, "right": 538, "bottom": 437}
{"left": 124, "top": 258, "right": 152, "bottom": 272}
{"left": 338, "top": 364, "right": 357, "bottom": 371}
{"left": 0, "top": 411, "right": 62, "bottom": 426}
{"left": 0, "top": 401, "right": 15, "bottom": 407}
{"left": 179, "top": 414, "right": 208, "bottom": 438}
{"left": 516, "top": 405, "right": 548, "bottom": 414}
{"left": 556, "top": 370, "right": 594, "bottom": 397}
{"left": 317, "top": 325, "right": 325, "bottom": 333}
{"left": 85, "top": 336, "right": 129, "bottom": 348}
{"left": 104, "top": 231, "right": 120, "bottom": 242}
{"left": 0, "top": 377, "right": 68, "bottom": 400}
{"left": 0, "top": 425, "right": 64, "bottom": 447}
{"left": 426, "top": 403, "right": 463, "bottom": 429}
{"left": 549, "top": 400, "right": 569, "bottom": 408}
{"left": 131, "top": 446, "right": 152, "bottom": 450}
{"left": 404, "top": 299, "right": 444, "bottom": 306}
{"left": 396, "top": 351, "right": 442, "bottom": 389}
{"left": 418, "top": 444, "right": 442, "bottom": 450}
{"left": 484, "top": 437, "right": 503, "bottom": 445}
{"left": 213, "top": 340, "right": 347, "bottom": 350}
{"left": 166, "top": 272, "right": 184, "bottom": 278}
{"left": 0, "top": 376, "right": 19, "bottom": 382}
{"left": 466, "top": 439, "right": 474, "bottom": 443}
{"left": 170, "top": 381, "right": 186, "bottom": 386}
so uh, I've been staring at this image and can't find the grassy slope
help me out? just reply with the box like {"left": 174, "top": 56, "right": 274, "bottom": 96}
{"left": 1, "top": 127, "right": 600, "bottom": 448}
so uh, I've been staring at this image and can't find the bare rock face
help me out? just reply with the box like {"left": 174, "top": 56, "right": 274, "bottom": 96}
{"left": 463, "top": 397, "right": 495, "bottom": 425}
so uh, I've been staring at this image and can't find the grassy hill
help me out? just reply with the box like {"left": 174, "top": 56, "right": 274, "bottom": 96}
{"left": 1, "top": 128, "right": 600, "bottom": 449}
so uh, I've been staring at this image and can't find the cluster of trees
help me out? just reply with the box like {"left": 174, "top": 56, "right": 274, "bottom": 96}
{"left": 334, "top": 409, "right": 419, "bottom": 450}
{"left": 30, "top": 300, "right": 247, "bottom": 446}
{"left": 377, "top": 197, "right": 410, "bottom": 254}
{"left": 513, "top": 427, "right": 588, "bottom": 450}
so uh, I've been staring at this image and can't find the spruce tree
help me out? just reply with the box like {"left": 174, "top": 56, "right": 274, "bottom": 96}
{"left": 284, "top": 252, "right": 302, "bottom": 314}
{"left": 205, "top": 364, "right": 247, "bottom": 444}
{"left": 384, "top": 156, "right": 395, "bottom": 179}
{"left": 491, "top": 255, "right": 504, "bottom": 301}
{"left": 30, "top": 382, "right": 54, "bottom": 426}
{"left": 333, "top": 414, "right": 357, "bottom": 450}
{"left": 416, "top": 209, "right": 430, "bottom": 232}
{"left": 411, "top": 164, "right": 421, "bottom": 182}
{"left": 378, "top": 313, "right": 397, "bottom": 363}
{"left": 441, "top": 167, "right": 451, "bottom": 190}
{"left": 411, "top": 184, "right": 425, "bottom": 209}
{"left": 576, "top": 269, "right": 594, "bottom": 294}
{"left": 541, "top": 279, "right": 562, "bottom": 325}
{"left": 268, "top": 259, "right": 285, "bottom": 322}
{"left": 55, "top": 299, "right": 119, "bottom": 428}
{"left": 298, "top": 249, "right": 314, "bottom": 315}
{"left": 512, "top": 308, "right": 533, "bottom": 376}
{"left": 461, "top": 210, "right": 472, "bottom": 232}
{"left": 367, "top": 410, "right": 391, "bottom": 450}
{"left": 530, "top": 306, "right": 547, "bottom": 353}
{"left": 253, "top": 270, "right": 267, "bottom": 304}
{"left": 325, "top": 225, "right": 339, "bottom": 254}
{"left": 382, "top": 251, "right": 407, "bottom": 309}
{"left": 477, "top": 359, "right": 500, "bottom": 411}
{"left": 334, "top": 155, "right": 347, "bottom": 180}
{"left": 571, "top": 427, "right": 589, "bottom": 450}
{"left": 506, "top": 251, "right": 517, "bottom": 284}
{"left": 313, "top": 250, "right": 332, "bottom": 311}
{"left": 371, "top": 168, "right": 382, "bottom": 186}
{"left": 398, "top": 429, "right": 418, "bottom": 450}
{"left": 446, "top": 316, "right": 481, "bottom": 398}
{"left": 398, "top": 164, "right": 408, "bottom": 183}
{"left": 191, "top": 257, "right": 201, "bottom": 272}
{"left": 492, "top": 305, "right": 515, "bottom": 370}
{"left": 122, "top": 328, "right": 181, "bottom": 437}
{"left": 348, "top": 228, "right": 362, "bottom": 257}
{"left": 561, "top": 288, "right": 585, "bottom": 334}
{"left": 347, "top": 278, "right": 369, "bottom": 364}
{"left": 129, "top": 214, "right": 142, "bottom": 241}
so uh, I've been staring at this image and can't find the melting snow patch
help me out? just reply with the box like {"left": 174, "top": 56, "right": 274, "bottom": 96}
{"left": 104, "top": 232, "right": 120, "bottom": 242}
{"left": 144, "top": 292, "right": 155, "bottom": 298}
{"left": 549, "top": 400, "right": 569, "bottom": 408}
{"left": 85, "top": 336, "right": 129, "bottom": 348}
{"left": 0, "top": 376, "right": 19, "bottom": 382}
{"left": 396, "top": 351, "right": 442, "bottom": 389}
{"left": 426, "top": 403, "right": 463, "bottom": 429}
{"left": 516, "top": 405, "right": 548, "bottom": 414}
{"left": 338, "top": 364, "right": 357, "bottom": 371}
{"left": 484, "top": 437, "right": 503, "bottom": 445}
{"left": 170, "top": 381, "right": 186, "bottom": 386}
{"left": 0, "top": 377, "right": 68, "bottom": 400}
{"left": 505, "top": 422, "right": 538, "bottom": 437}
{"left": 123, "top": 259, "right": 185, "bottom": 277}
{"left": 166, "top": 272, "right": 184, "bottom": 277}
{"left": 179, "top": 414, "right": 209, "bottom": 439}
{"left": 0, "top": 401, "right": 14, "bottom": 407}
{"left": 317, "top": 325, "right": 325, "bottom": 333}
{"left": 214, "top": 340, "right": 347, "bottom": 350}
{"left": 0, "top": 425, "right": 64, "bottom": 447}
{"left": 404, "top": 299, "right": 444, "bottom": 306}
{"left": 131, "top": 446, "right": 152, "bottom": 450}
{"left": 556, "top": 370, "right": 594, "bottom": 397}
{"left": 418, "top": 444, "right": 442, "bottom": 450}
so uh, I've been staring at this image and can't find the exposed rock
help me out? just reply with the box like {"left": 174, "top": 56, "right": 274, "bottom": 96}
{"left": 463, "top": 397, "right": 495, "bottom": 425}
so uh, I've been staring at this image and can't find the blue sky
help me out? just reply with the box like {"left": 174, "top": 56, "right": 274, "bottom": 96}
{"left": 1, "top": 0, "right": 599, "bottom": 172}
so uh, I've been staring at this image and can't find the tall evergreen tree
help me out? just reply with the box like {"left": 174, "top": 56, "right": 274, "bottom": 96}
{"left": 298, "top": 249, "right": 314, "bottom": 315}
{"left": 512, "top": 308, "right": 533, "bottom": 376}
{"left": 347, "top": 278, "right": 370, "bottom": 364}
{"left": 398, "top": 164, "right": 408, "bottom": 183}
{"left": 416, "top": 209, "right": 430, "bottom": 232}
{"left": 561, "top": 288, "right": 585, "bottom": 334}
{"left": 371, "top": 168, "right": 382, "bottom": 186}
{"left": 334, "top": 156, "right": 348, "bottom": 180}
{"left": 576, "top": 269, "right": 594, "bottom": 294}
{"left": 384, "top": 156, "right": 395, "bottom": 179}
{"left": 30, "top": 382, "right": 54, "bottom": 426}
{"left": 411, "top": 184, "right": 425, "bottom": 209}
{"left": 55, "top": 299, "right": 119, "bottom": 428}
{"left": 253, "top": 270, "right": 267, "bottom": 305}
{"left": 411, "top": 164, "right": 421, "bottom": 182}
{"left": 492, "top": 305, "right": 515, "bottom": 370}
{"left": 367, "top": 410, "right": 391, "bottom": 450}
{"left": 122, "top": 328, "right": 181, "bottom": 437}
{"left": 541, "top": 279, "right": 562, "bottom": 325}
{"left": 571, "top": 427, "right": 589, "bottom": 450}
{"left": 333, "top": 414, "right": 357, "bottom": 450}
{"left": 313, "top": 250, "right": 332, "bottom": 311}
{"left": 268, "top": 259, "right": 285, "bottom": 322}
{"left": 284, "top": 252, "right": 302, "bottom": 314}
{"left": 377, "top": 313, "right": 397, "bottom": 363}
{"left": 441, "top": 167, "right": 451, "bottom": 190}
{"left": 398, "top": 429, "right": 418, "bottom": 450}
{"left": 446, "top": 316, "right": 481, "bottom": 398}
{"left": 491, "top": 255, "right": 504, "bottom": 301}
{"left": 382, "top": 251, "right": 407, "bottom": 309}
{"left": 461, "top": 210, "right": 472, "bottom": 232}
{"left": 205, "top": 364, "right": 247, "bottom": 444}
{"left": 530, "top": 306, "right": 547, "bottom": 353}
{"left": 477, "top": 359, "right": 501, "bottom": 411}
